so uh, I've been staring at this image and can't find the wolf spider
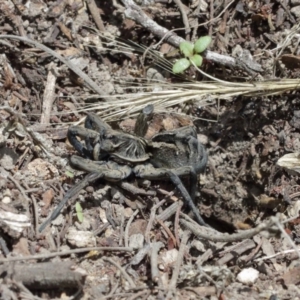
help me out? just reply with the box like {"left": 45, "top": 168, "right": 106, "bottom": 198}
{"left": 39, "top": 105, "right": 208, "bottom": 232}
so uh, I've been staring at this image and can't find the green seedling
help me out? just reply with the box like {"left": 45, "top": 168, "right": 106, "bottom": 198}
{"left": 172, "top": 36, "right": 211, "bottom": 74}
{"left": 75, "top": 202, "right": 84, "bottom": 222}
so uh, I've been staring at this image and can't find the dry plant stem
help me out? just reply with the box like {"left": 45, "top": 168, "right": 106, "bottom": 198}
{"left": 22, "top": 181, "right": 39, "bottom": 237}
{"left": 150, "top": 242, "right": 164, "bottom": 283}
{"left": 145, "top": 199, "right": 166, "bottom": 244}
{"left": 0, "top": 35, "right": 107, "bottom": 97}
{"left": 0, "top": 246, "right": 133, "bottom": 263}
{"left": 40, "top": 63, "right": 57, "bottom": 125}
{"left": 217, "top": 239, "right": 256, "bottom": 265}
{"left": 120, "top": 0, "right": 261, "bottom": 72}
{"left": 174, "top": 202, "right": 182, "bottom": 247}
{"left": 255, "top": 248, "right": 300, "bottom": 261}
{"left": 180, "top": 214, "right": 277, "bottom": 242}
{"left": 85, "top": 0, "right": 105, "bottom": 32}
{"left": 168, "top": 231, "right": 190, "bottom": 295}
{"left": 273, "top": 218, "right": 300, "bottom": 259}
{"left": 243, "top": 238, "right": 263, "bottom": 263}
{"left": 156, "top": 201, "right": 182, "bottom": 222}
{"left": 102, "top": 257, "right": 136, "bottom": 288}
{"left": 128, "top": 291, "right": 150, "bottom": 300}
{"left": 173, "top": 0, "right": 190, "bottom": 40}
{"left": 125, "top": 209, "right": 139, "bottom": 248}
{"left": 156, "top": 219, "right": 177, "bottom": 247}
{"left": 7, "top": 175, "right": 30, "bottom": 211}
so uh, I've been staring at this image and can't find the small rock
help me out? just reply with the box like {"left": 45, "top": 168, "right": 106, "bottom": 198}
{"left": 129, "top": 233, "right": 144, "bottom": 249}
{"left": 66, "top": 227, "right": 96, "bottom": 248}
{"left": 161, "top": 249, "right": 179, "bottom": 267}
{"left": 291, "top": 6, "right": 300, "bottom": 18}
{"left": 2, "top": 196, "right": 11, "bottom": 204}
{"left": 237, "top": 268, "right": 259, "bottom": 285}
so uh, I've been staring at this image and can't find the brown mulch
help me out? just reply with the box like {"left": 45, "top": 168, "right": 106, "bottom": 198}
{"left": 1, "top": 0, "right": 300, "bottom": 299}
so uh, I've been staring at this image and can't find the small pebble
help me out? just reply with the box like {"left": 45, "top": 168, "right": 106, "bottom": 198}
{"left": 237, "top": 267, "right": 259, "bottom": 285}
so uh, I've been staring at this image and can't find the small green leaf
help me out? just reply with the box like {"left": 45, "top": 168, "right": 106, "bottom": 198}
{"left": 172, "top": 58, "right": 191, "bottom": 74}
{"left": 75, "top": 202, "right": 84, "bottom": 223}
{"left": 190, "top": 54, "right": 203, "bottom": 67}
{"left": 194, "top": 36, "right": 212, "bottom": 54}
{"left": 179, "top": 42, "right": 194, "bottom": 57}
{"left": 65, "top": 169, "right": 74, "bottom": 178}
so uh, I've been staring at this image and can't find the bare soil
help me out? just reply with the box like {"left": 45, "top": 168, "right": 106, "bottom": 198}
{"left": 1, "top": 0, "right": 300, "bottom": 299}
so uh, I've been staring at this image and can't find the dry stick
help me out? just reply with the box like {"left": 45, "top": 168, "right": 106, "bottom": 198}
{"left": 85, "top": 0, "right": 106, "bottom": 32}
{"left": 173, "top": 0, "right": 191, "bottom": 40}
{"left": 145, "top": 199, "right": 166, "bottom": 244}
{"left": 272, "top": 218, "right": 300, "bottom": 259}
{"left": 208, "top": 0, "right": 214, "bottom": 37}
{"left": 0, "top": 246, "right": 133, "bottom": 263}
{"left": 156, "top": 201, "right": 182, "bottom": 222}
{"left": 7, "top": 175, "right": 31, "bottom": 213}
{"left": 22, "top": 181, "right": 39, "bottom": 237}
{"left": 180, "top": 213, "right": 277, "bottom": 242}
{"left": 40, "top": 63, "right": 57, "bottom": 125}
{"left": 128, "top": 291, "right": 150, "bottom": 300}
{"left": 174, "top": 202, "right": 182, "bottom": 248}
{"left": 125, "top": 209, "right": 139, "bottom": 248}
{"left": 120, "top": 0, "right": 262, "bottom": 73}
{"left": 0, "top": 35, "right": 106, "bottom": 97}
{"left": 156, "top": 219, "right": 177, "bottom": 247}
{"left": 150, "top": 242, "right": 164, "bottom": 283}
{"left": 167, "top": 230, "right": 190, "bottom": 298}
{"left": 102, "top": 257, "right": 136, "bottom": 288}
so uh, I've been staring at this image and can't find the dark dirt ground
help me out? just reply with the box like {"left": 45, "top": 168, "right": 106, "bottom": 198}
{"left": 1, "top": 0, "right": 300, "bottom": 299}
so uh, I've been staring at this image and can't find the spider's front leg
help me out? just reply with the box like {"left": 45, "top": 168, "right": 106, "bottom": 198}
{"left": 67, "top": 114, "right": 112, "bottom": 159}
{"left": 133, "top": 164, "right": 209, "bottom": 227}
{"left": 39, "top": 156, "right": 132, "bottom": 232}
{"left": 67, "top": 125, "right": 100, "bottom": 159}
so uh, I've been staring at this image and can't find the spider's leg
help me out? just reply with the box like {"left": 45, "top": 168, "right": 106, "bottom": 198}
{"left": 67, "top": 126, "right": 99, "bottom": 158}
{"left": 70, "top": 156, "right": 132, "bottom": 181}
{"left": 133, "top": 164, "right": 209, "bottom": 227}
{"left": 188, "top": 167, "right": 198, "bottom": 201}
{"left": 39, "top": 157, "right": 132, "bottom": 232}
{"left": 166, "top": 170, "right": 210, "bottom": 227}
{"left": 39, "top": 171, "right": 102, "bottom": 232}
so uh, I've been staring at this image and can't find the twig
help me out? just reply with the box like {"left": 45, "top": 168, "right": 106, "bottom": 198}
{"left": 120, "top": 0, "right": 262, "bottom": 73}
{"left": 22, "top": 181, "right": 39, "bottom": 237}
{"left": 217, "top": 239, "right": 256, "bottom": 265}
{"left": 167, "top": 230, "right": 190, "bottom": 297}
{"left": 0, "top": 246, "right": 133, "bottom": 263}
{"left": 180, "top": 214, "right": 278, "bottom": 242}
{"left": 150, "top": 242, "right": 164, "bottom": 283}
{"left": 0, "top": 35, "right": 108, "bottom": 97}
{"left": 272, "top": 218, "right": 300, "bottom": 259}
{"left": 85, "top": 0, "right": 105, "bottom": 32}
{"left": 125, "top": 209, "right": 139, "bottom": 248}
{"left": 156, "top": 219, "right": 177, "bottom": 247}
{"left": 145, "top": 199, "right": 166, "bottom": 243}
{"left": 7, "top": 174, "right": 32, "bottom": 215}
{"left": 174, "top": 202, "right": 182, "bottom": 248}
{"left": 40, "top": 63, "right": 57, "bottom": 125}
{"left": 255, "top": 248, "right": 300, "bottom": 262}
{"left": 157, "top": 201, "right": 182, "bottom": 222}
{"left": 173, "top": 0, "right": 190, "bottom": 40}
{"left": 102, "top": 257, "right": 136, "bottom": 288}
